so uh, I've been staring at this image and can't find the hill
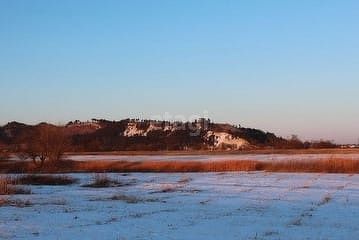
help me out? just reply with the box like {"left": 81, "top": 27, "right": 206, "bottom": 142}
{"left": 0, "top": 118, "right": 326, "bottom": 152}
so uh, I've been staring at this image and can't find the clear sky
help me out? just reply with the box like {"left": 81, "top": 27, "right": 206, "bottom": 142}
{"left": 0, "top": 0, "right": 358, "bottom": 143}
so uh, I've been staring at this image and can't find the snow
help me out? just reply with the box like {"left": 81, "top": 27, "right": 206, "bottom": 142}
{"left": 1, "top": 172, "right": 358, "bottom": 239}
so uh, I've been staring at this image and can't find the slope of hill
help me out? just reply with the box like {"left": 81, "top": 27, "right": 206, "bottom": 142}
{"left": 0, "top": 118, "right": 303, "bottom": 151}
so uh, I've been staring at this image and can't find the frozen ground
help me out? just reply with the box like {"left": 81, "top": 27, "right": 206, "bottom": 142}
{"left": 1, "top": 172, "right": 359, "bottom": 240}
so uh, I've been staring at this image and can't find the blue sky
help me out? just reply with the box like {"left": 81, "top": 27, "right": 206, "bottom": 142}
{"left": 0, "top": 0, "right": 358, "bottom": 143}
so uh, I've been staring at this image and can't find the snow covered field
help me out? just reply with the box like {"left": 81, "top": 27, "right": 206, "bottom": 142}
{"left": 1, "top": 172, "right": 358, "bottom": 239}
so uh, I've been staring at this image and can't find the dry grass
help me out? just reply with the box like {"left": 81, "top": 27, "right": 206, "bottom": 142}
{"left": 76, "top": 160, "right": 259, "bottom": 173}
{"left": 0, "top": 197, "right": 7, "bottom": 206}
{"left": 262, "top": 159, "right": 359, "bottom": 173}
{"left": 0, "top": 177, "right": 12, "bottom": 195}
{"left": 75, "top": 158, "right": 359, "bottom": 173}
{"left": 0, "top": 176, "right": 31, "bottom": 195}
{"left": 109, "top": 194, "right": 162, "bottom": 204}
{"left": 82, "top": 173, "right": 128, "bottom": 188}
{"left": 77, "top": 158, "right": 359, "bottom": 173}
{"left": 0, "top": 159, "right": 76, "bottom": 174}
{"left": 109, "top": 194, "right": 143, "bottom": 204}
{"left": 17, "top": 175, "right": 77, "bottom": 185}
{"left": 0, "top": 198, "right": 32, "bottom": 208}
{"left": 1, "top": 158, "right": 359, "bottom": 174}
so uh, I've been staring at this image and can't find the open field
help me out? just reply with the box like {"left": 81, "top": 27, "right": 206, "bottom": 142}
{"left": 64, "top": 151, "right": 359, "bottom": 162}
{"left": 2, "top": 158, "right": 359, "bottom": 174}
{"left": 62, "top": 149, "right": 359, "bottom": 156}
{"left": 2, "top": 153, "right": 358, "bottom": 239}
{"left": 0, "top": 172, "right": 358, "bottom": 239}
{"left": 4, "top": 149, "right": 359, "bottom": 174}
{"left": 7, "top": 149, "right": 359, "bottom": 162}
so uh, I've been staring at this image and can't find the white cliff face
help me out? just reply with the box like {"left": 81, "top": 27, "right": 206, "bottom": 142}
{"left": 163, "top": 125, "right": 172, "bottom": 132}
{"left": 206, "top": 131, "right": 249, "bottom": 149}
{"left": 124, "top": 122, "right": 164, "bottom": 137}
{"left": 123, "top": 123, "right": 145, "bottom": 137}
{"left": 123, "top": 121, "right": 249, "bottom": 149}
{"left": 144, "top": 123, "right": 163, "bottom": 135}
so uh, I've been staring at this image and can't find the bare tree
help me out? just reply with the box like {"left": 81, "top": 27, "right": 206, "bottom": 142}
{"left": 23, "top": 125, "right": 69, "bottom": 167}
